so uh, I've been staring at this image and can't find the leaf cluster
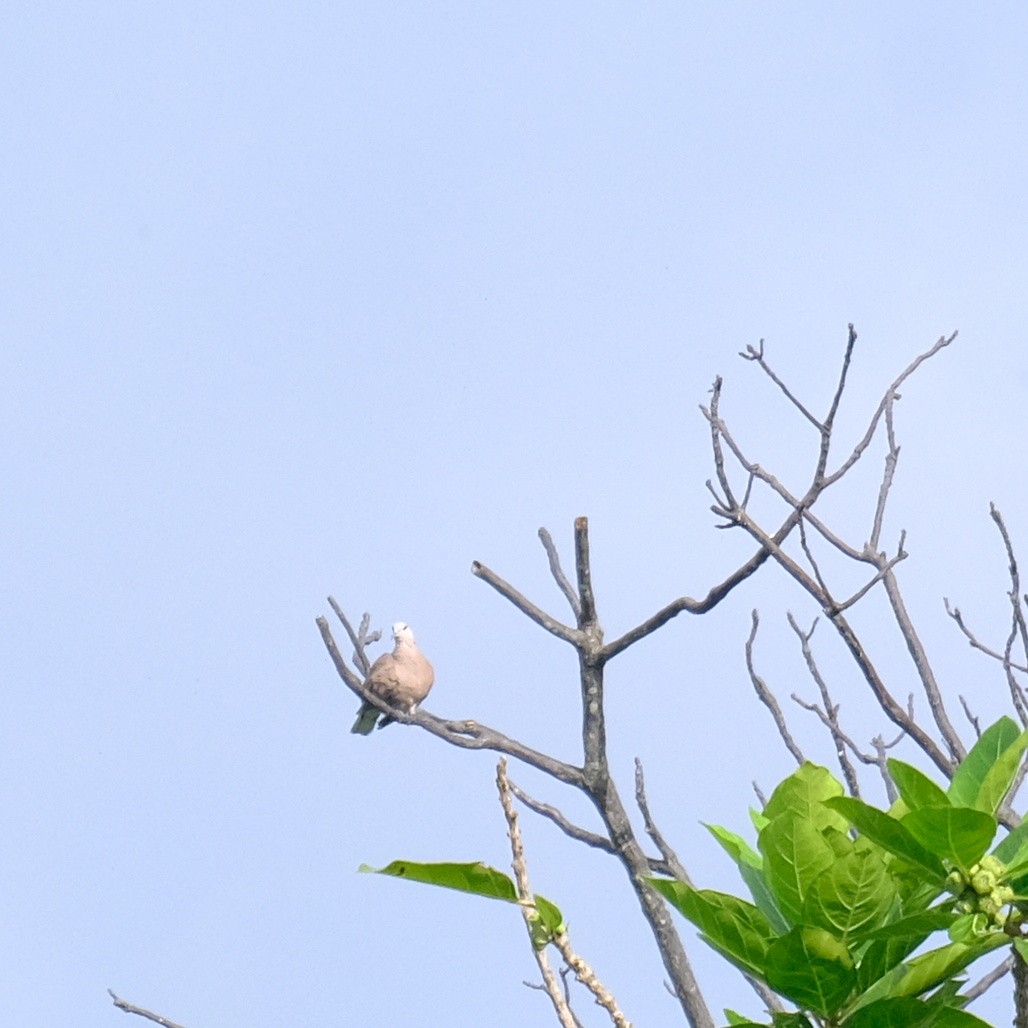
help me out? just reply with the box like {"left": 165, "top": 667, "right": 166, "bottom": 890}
{"left": 649, "top": 718, "right": 1028, "bottom": 1027}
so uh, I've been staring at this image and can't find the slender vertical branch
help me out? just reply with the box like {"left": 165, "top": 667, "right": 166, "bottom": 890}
{"left": 496, "top": 759, "right": 580, "bottom": 1028}
{"left": 882, "top": 569, "right": 965, "bottom": 763}
{"left": 575, "top": 517, "right": 598, "bottom": 628}
{"left": 745, "top": 611, "right": 805, "bottom": 766}
{"left": 540, "top": 527, "right": 583, "bottom": 620}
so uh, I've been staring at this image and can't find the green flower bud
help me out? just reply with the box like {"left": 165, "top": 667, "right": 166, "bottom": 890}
{"left": 973, "top": 870, "right": 997, "bottom": 895}
{"left": 980, "top": 855, "right": 1007, "bottom": 877}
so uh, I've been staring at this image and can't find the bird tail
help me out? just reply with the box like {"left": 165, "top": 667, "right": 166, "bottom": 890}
{"left": 351, "top": 702, "right": 379, "bottom": 735}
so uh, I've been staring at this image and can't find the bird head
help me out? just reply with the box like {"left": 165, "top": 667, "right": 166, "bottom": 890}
{"left": 392, "top": 621, "right": 415, "bottom": 645}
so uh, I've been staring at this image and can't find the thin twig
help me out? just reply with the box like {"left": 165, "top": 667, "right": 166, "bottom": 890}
{"left": 822, "top": 332, "right": 956, "bottom": 488}
{"left": 496, "top": 759, "right": 580, "bottom": 1028}
{"left": 549, "top": 931, "right": 634, "bottom": 1028}
{"left": 964, "top": 955, "right": 1013, "bottom": 1001}
{"left": 945, "top": 599, "right": 1028, "bottom": 675}
{"left": 634, "top": 759, "right": 692, "bottom": 885}
{"left": 786, "top": 613, "right": 860, "bottom": 797}
{"left": 882, "top": 567, "right": 965, "bottom": 763}
{"left": 867, "top": 396, "right": 899, "bottom": 551}
{"left": 739, "top": 338, "right": 824, "bottom": 431}
{"left": 108, "top": 991, "right": 188, "bottom": 1028}
{"left": 512, "top": 781, "right": 679, "bottom": 878}
{"left": 991, "top": 504, "right": 1028, "bottom": 725}
{"left": 509, "top": 782, "right": 614, "bottom": 854}
{"left": 744, "top": 611, "right": 805, "bottom": 766}
{"left": 471, "top": 561, "right": 581, "bottom": 645}
{"left": 958, "top": 695, "right": 983, "bottom": 738}
{"left": 327, "top": 598, "right": 378, "bottom": 676}
{"left": 539, "top": 527, "right": 582, "bottom": 620}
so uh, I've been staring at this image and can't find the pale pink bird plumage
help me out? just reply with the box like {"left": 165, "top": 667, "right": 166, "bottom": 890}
{"left": 351, "top": 622, "right": 435, "bottom": 735}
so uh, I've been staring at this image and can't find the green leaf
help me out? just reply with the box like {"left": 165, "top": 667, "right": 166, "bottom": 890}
{"left": 977, "top": 729, "right": 1028, "bottom": 814}
{"left": 759, "top": 814, "right": 836, "bottom": 924}
{"left": 825, "top": 797, "right": 947, "bottom": 879}
{"left": 360, "top": 860, "right": 518, "bottom": 900}
{"left": 719, "top": 1011, "right": 816, "bottom": 1028}
{"left": 991, "top": 816, "right": 1028, "bottom": 864}
{"left": 749, "top": 807, "right": 770, "bottom": 834}
{"left": 854, "top": 908, "right": 957, "bottom": 992}
{"left": 852, "top": 935, "right": 1006, "bottom": 1011}
{"left": 648, "top": 879, "right": 774, "bottom": 978}
{"left": 706, "top": 823, "right": 790, "bottom": 933}
{"left": 722, "top": 1011, "right": 757, "bottom": 1026}
{"left": 901, "top": 808, "right": 997, "bottom": 871}
{"left": 888, "top": 759, "right": 950, "bottom": 810}
{"left": 764, "top": 763, "right": 848, "bottom": 833}
{"left": 843, "top": 996, "right": 995, "bottom": 1027}
{"left": 764, "top": 926, "right": 856, "bottom": 1016}
{"left": 948, "top": 716, "right": 1020, "bottom": 808}
{"left": 359, "top": 860, "right": 566, "bottom": 948}
{"left": 803, "top": 847, "right": 897, "bottom": 942}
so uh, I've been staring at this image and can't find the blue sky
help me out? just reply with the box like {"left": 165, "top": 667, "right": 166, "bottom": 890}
{"left": 4, "top": 4, "right": 1028, "bottom": 1025}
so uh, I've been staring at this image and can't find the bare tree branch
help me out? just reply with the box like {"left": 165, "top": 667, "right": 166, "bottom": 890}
{"left": 739, "top": 337, "right": 824, "bottom": 431}
{"left": 327, "top": 599, "right": 378, "bottom": 676}
{"left": 496, "top": 758, "right": 582, "bottom": 1028}
{"left": 108, "top": 991, "right": 188, "bottom": 1028}
{"left": 600, "top": 545, "right": 775, "bottom": 661}
{"left": 821, "top": 332, "right": 957, "bottom": 488}
{"left": 510, "top": 781, "right": 614, "bottom": 854}
{"left": 992, "top": 504, "right": 1028, "bottom": 725}
{"left": 965, "top": 956, "right": 1013, "bottom": 1002}
{"left": 635, "top": 759, "right": 692, "bottom": 885}
{"left": 540, "top": 527, "right": 583, "bottom": 620}
{"left": 946, "top": 599, "right": 1028, "bottom": 676}
{"left": 574, "top": 517, "right": 598, "bottom": 630}
{"left": 786, "top": 613, "right": 860, "bottom": 797}
{"left": 471, "top": 560, "right": 581, "bottom": 646}
{"left": 882, "top": 569, "right": 965, "bottom": 764}
{"left": 744, "top": 611, "right": 805, "bottom": 766}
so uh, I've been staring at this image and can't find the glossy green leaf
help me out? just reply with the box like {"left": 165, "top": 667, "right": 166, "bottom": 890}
{"left": 764, "top": 926, "right": 856, "bottom": 1016}
{"left": 976, "top": 729, "right": 1028, "bottom": 814}
{"left": 770, "top": 1016, "right": 815, "bottom": 1028}
{"left": 888, "top": 759, "right": 950, "bottom": 810}
{"left": 825, "top": 797, "right": 946, "bottom": 878}
{"left": 759, "top": 814, "right": 836, "bottom": 923}
{"left": 722, "top": 1011, "right": 756, "bottom": 1026}
{"left": 648, "top": 879, "right": 774, "bottom": 978}
{"left": 991, "top": 815, "right": 1028, "bottom": 864}
{"left": 843, "top": 996, "right": 994, "bottom": 1027}
{"left": 764, "top": 763, "right": 848, "bottom": 833}
{"left": 948, "top": 716, "right": 1020, "bottom": 808}
{"left": 803, "top": 847, "right": 896, "bottom": 942}
{"left": 360, "top": 860, "right": 518, "bottom": 900}
{"left": 900, "top": 808, "right": 996, "bottom": 871}
{"left": 721, "top": 1015, "right": 815, "bottom": 1028}
{"left": 854, "top": 908, "right": 957, "bottom": 992}
{"left": 852, "top": 935, "right": 1006, "bottom": 1011}
{"left": 359, "top": 860, "right": 566, "bottom": 948}
{"left": 706, "top": 823, "right": 789, "bottom": 933}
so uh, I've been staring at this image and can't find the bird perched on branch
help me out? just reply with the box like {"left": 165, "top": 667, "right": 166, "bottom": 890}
{"left": 351, "top": 622, "right": 435, "bottom": 735}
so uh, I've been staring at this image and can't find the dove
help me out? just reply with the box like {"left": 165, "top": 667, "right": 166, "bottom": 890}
{"left": 351, "top": 621, "right": 435, "bottom": 735}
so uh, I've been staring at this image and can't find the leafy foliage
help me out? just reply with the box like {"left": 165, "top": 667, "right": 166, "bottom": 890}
{"left": 648, "top": 719, "right": 1028, "bottom": 1027}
